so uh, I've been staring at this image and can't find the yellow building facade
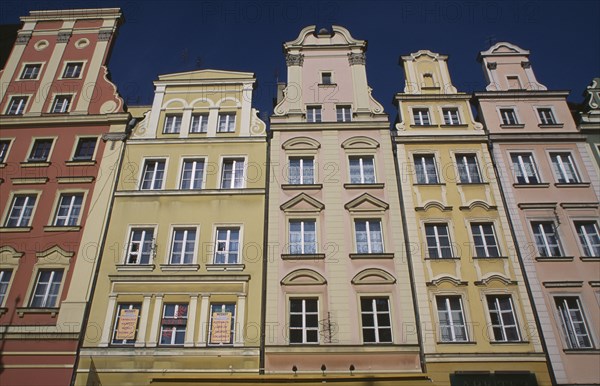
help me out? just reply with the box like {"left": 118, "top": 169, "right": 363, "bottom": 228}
{"left": 75, "top": 70, "right": 267, "bottom": 385}
{"left": 393, "top": 51, "right": 552, "bottom": 385}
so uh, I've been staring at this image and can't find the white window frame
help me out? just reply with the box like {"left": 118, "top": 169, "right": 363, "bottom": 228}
{"left": 354, "top": 219, "right": 384, "bottom": 254}
{"left": 550, "top": 152, "right": 581, "bottom": 184}
{"left": 28, "top": 138, "right": 54, "bottom": 162}
{"left": 111, "top": 303, "right": 142, "bottom": 345}
{"left": 29, "top": 269, "right": 63, "bottom": 308}
{"left": 436, "top": 296, "right": 469, "bottom": 342}
{"left": 336, "top": 105, "right": 352, "bottom": 122}
{"left": 50, "top": 94, "right": 73, "bottom": 113}
{"left": 289, "top": 219, "right": 317, "bottom": 254}
{"left": 289, "top": 298, "right": 320, "bottom": 344}
{"left": 6, "top": 96, "right": 28, "bottom": 115}
{"left": 72, "top": 137, "right": 98, "bottom": 161}
{"left": 360, "top": 297, "right": 393, "bottom": 344}
{"left": 208, "top": 303, "right": 236, "bottom": 345}
{"left": 510, "top": 152, "right": 540, "bottom": 184}
{"left": 555, "top": 296, "right": 593, "bottom": 349}
{"left": 442, "top": 107, "right": 461, "bottom": 125}
{"left": 163, "top": 114, "right": 182, "bottom": 134}
{"left": 139, "top": 159, "right": 166, "bottom": 190}
{"left": 160, "top": 303, "right": 188, "bottom": 346}
{"left": 53, "top": 193, "right": 84, "bottom": 226}
{"left": 455, "top": 153, "right": 482, "bottom": 183}
{"left": 5, "top": 194, "right": 37, "bottom": 227}
{"left": 349, "top": 155, "right": 376, "bottom": 184}
{"left": 217, "top": 113, "right": 236, "bottom": 133}
{"left": 425, "top": 223, "right": 453, "bottom": 258}
{"left": 220, "top": 157, "right": 245, "bottom": 189}
{"left": 536, "top": 107, "right": 558, "bottom": 125}
{"left": 306, "top": 106, "right": 322, "bottom": 123}
{"left": 486, "top": 295, "right": 521, "bottom": 342}
{"left": 0, "top": 269, "right": 14, "bottom": 306}
{"left": 288, "top": 157, "right": 315, "bottom": 185}
{"left": 0, "top": 139, "right": 12, "bottom": 163}
{"left": 169, "top": 227, "right": 197, "bottom": 264}
{"left": 180, "top": 158, "right": 206, "bottom": 190}
{"left": 575, "top": 221, "right": 600, "bottom": 257}
{"left": 190, "top": 113, "right": 209, "bottom": 133}
{"left": 498, "top": 107, "right": 519, "bottom": 125}
{"left": 412, "top": 108, "right": 431, "bottom": 125}
{"left": 531, "top": 221, "right": 563, "bottom": 257}
{"left": 414, "top": 154, "right": 439, "bottom": 184}
{"left": 214, "top": 227, "right": 241, "bottom": 264}
{"left": 471, "top": 223, "right": 501, "bottom": 257}
{"left": 125, "top": 227, "right": 155, "bottom": 265}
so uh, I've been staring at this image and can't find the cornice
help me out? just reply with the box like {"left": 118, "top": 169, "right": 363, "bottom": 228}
{"left": 472, "top": 90, "right": 570, "bottom": 99}
{"left": 125, "top": 137, "right": 267, "bottom": 145}
{"left": 487, "top": 132, "right": 586, "bottom": 142}
{"left": 0, "top": 112, "right": 130, "bottom": 127}
{"left": 269, "top": 121, "right": 390, "bottom": 131}
{"left": 395, "top": 93, "right": 471, "bottom": 101}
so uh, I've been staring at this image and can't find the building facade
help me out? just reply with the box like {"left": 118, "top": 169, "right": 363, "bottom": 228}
{"left": 473, "top": 42, "right": 600, "bottom": 385}
{"left": 74, "top": 70, "right": 267, "bottom": 385}
{"left": 0, "top": 9, "right": 129, "bottom": 386}
{"left": 577, "top": 78, "right": 600, "bottom": 170}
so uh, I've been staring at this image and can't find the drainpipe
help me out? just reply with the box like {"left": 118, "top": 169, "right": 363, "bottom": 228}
{"left": 259, "top": 125, "right": 272, "bottom": 375}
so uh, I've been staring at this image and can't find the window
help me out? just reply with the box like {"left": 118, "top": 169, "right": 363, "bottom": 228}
{"left": 511, "top": 153, "right": 540, "bottom": 184}
{"left": 289, "top": 299, "right": 319, "bottom": 344}
{"left": 360, "top": 297, "right": 392, "bottom": 343}
{"left": 54, "top": 193, "right": 83, "bottom": 226}
{"left": 355, "top": 219, "right": 383, "bottom": 254}
{"left": 30, "top": 269, "right": 63, "bottom": 308}
{"left": 442, "top": 108, "right": 460, "bottom": 125}
{"left": 112, "top": 303, "right": 141, "bottom": 345}
{"left": 550, "top": 152, "right": 580, "bottom": 183}
{"left": 163, "top": 114, "right": 182, "bottom": 134}
{"left": 471, "top": 223, "right": 500, "bottom": 257}
{"left": 413, "top": 108, "right": 431, "bottom": 125}
{"left": 414, "top": 154, "right": 438, "bottom": 184}
{"left": 349, "top": 156, "right": 375, "bottom": 184}
{"left": 507, "top": 76, "right": 522, "bottom": 90}
{"left": 0, "top": 140, "right": 10, "bottom": 163}
{"left": 180, "top": 159, "right": 204, "bottom": 189}
{"left": 62, "top": 62, "right": 83, "bottom": 78}
{"left": 220, "top": 158, "right": 244, "bottom": 189}
{"left": 555, "top": 297, "right": 593, "bottom": 349}
{"left": 321, "top": 72, "right": 332, "bottom": 85}
{"left": 190, "top": 113, "right": 208, "bottom": 133}
{"left": 5, "top": 194, "right": 36, "bottom": 227}
{"left": 160, "top": 304, "right": 188, "bottom": 346}
{"left": 209, "top": 303, "right": 235, "bottom": 345}
{"left": 51, "top": 95, "right": 72, "bottom": 113}
{"left": 336, "top": 105, "right": 351, "bottom": 122}
{"left": 487, "top": 295, "right": 520, "bottom": 342}
{"left": 425, "top": 224, "right": 453, "bottom": 258}
{"left": 307, "top": 106, "right": 322, "bottom": 123}
{"left": 169, "top": 228, "right": 196, "bottom": 264}
{"left": 456, "top": 154, "right": 482, "bottom": 183}
{"left": 288, "top": 157, "right": 314, "bottom": 184}
{"left": 537, "top": 108, "right": 557, "bottom": 125}
{"left": 423, "top": 73, "right": 434, "bottom": 87}
{"left": 140, "top": 160, "right": 165, "bottom": 190}
{"left": 499, "top": 108, "right": 518, "bottom": 125}
{"left": 531, "top": 222, "right": 563, "bottom": 257}
{"left": 0, "top": 270, "right": 13, "bottom": 306}
{"left": 575, "top": 222, "right": 600, "bottom": 257}
{"left": 214, "top": 227, "right": 240, "bottom": 264}
{"left": 6, "top": 96, "right": 28, "bottom": 115}
{"left": 20, "top": 64, "right": 41, "bottom": 79}
{"left": 126, "top": 228, "right": 154, "bottom": 265}
{"left": 73, "top": 138, "right": 96, "bottom": 160}
{"left": 28, "top": 139, "right": 53, "bottom": 162}
{"left": 436, "top": 296, "right": 468, "bottom": 342}
{"left": 289, "top": 220, "right": 316, "bottom": 254}
{"left": 217, "top": 113, "right": 236, "bottom": 133}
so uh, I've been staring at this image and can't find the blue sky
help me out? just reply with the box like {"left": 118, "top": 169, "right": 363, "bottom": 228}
{"left": 1, "top": 0, "right": 599, "bottom": 118}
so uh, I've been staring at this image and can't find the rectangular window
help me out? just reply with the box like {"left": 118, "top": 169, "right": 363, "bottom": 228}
{"left": 336, "top": 105, "right": 352, "bottom": 122}
{"left": 471, "top": 223, "right": 500, "bottom": 257}
{"left": 51, "top": 95, "right": 72, "bottom": 113}
{"left": 221, "top": 158, "right": 244, "bottom": 189}
{"left": 413, "top": 108, "right": 431, "bottom": 125}
{"left": 555, "top": 297, "right": 593, "bottom": 349}
{"left": 170, "top": 228, "right": 196, "bottom": 264}
{"left": 442, "top": 108, "right": 460, "bottom": 125}
{"left": 511, "top": 153, "right": 539, "bottom": 184}
{"left": 140, "top": 160, "right": 165, "bottom": 190}
{"left": 0, "top": 269, "right": 13, "bottom": 306}
{"left": 349, "top": 156, "right": 375, "bottom": 183}
{"left": 160, "top": 304, "right": 188, "bottom": 346}
{"left": 209, "top": 303, "right": 235, "bottom": 345}
{"left": 190, "top": 113, "right": 208, "bottom": 133}
{"left": 436, "top": 296, "right": 468, "bottom": 342}
{"left": 0, "top": 140, "right": 11, "bottom": 163}
{"left": 507, "top": 76, "right": 522, "bottom": 90}
{"left": 289, "top": 298, "right": 319, "bottom": 344}
{"left": 112, "top": 303, "right": 141, "bottom": 345}
{"left": 7, "top": 96, "right": 28, "bottom": 115}
{"left": 163, "top": 114, "right": 182, "bottom": 134}
{"left": 532, "top": 222, "right": 563, "bottom": 257}
{"left": 414, "top": 154, "right": 438, "bottom": 184}
{"left": 487, "top": 295, "right": 520, "bottom": 342}
{"left": 425, "top": 224, "right": 453, "bottom": 258}
{"left": 499, "top": 108, "right": 518, "bottom": 125}
{"left": 5, "top": 194, "right": 36, "bottom": 227}
{"left": 54, "top": 193, "right": 83, "bottom": 226}
{"left": 456, "top": 154, "right": 482, "bottom": 183}
{"left": 28, "top": 138, "right": 53, "bottom": 162}
{"left": 307, "top": 106, "right": 322, "bottom": 123}
{"left": 20, "top": 64, "right": 41, "bottom": 80}
{"left": 550, "top": 152, "right": 580, "bottom": 183}
{"left": 575, "top": 222, "right": 600, "bottom": 257}
{"left": 180, "top": 159, "right": 204, "bottom": 189}
{"left": 62, "top": 62, "right": 83, "bottom": 78}
{"left": 214, "top": 227, "right": 240, "bottom": 264}
{"left": 126, "top": 228, "right": 154, "bottom": 265}
{"left": 30, "top": 269, "right": 63, "bottom": 308}
{"left": 73, "top": 138, "right": 96, "bottom": 160}
{"left": 537, "top": 108, "right": 557, "bottom": 125}
{"left": 289, "top": 157, "right": 314, "bottom": 184}
{"left": 355, "top": 219, "right": 383, "bottom": 254}
{"left": 217, "top": 113, "right": 236, "bottom": 132}
{"left": 289, "top": 220, "right": 316, "bottom": 254}
{"left": 361, "top": 297, "right": 392, "bottom": 343}
{"left": 321, "top": 72, "right": 332, "bottom": 84}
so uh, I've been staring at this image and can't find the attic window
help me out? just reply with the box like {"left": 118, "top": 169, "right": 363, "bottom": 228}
{"left": 321, "top": 72, "right": 332, "bottom": 85}
{"left": 423, "top": 73, "right": 434, "bottom": 88}
{"left": 507, "top": 76, "right": 522, "bottom": 90}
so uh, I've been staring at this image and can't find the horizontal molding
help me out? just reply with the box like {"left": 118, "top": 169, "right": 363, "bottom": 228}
{"left": 57, "top": 176, "right": 95, "bottom": 184}
{"left": 542, "top": 281, "right": 584, "bottom": 288}
{"left": 11, "top": 177, "right": 48, "bottom": 184}
{"left": 115, "top": 188, "right": 265, "bottom": 196}
{"left": 281, "top": 183, "right": 322, "bottom": 190}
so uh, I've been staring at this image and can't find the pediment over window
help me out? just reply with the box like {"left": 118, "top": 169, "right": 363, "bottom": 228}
{"left": 341, "top": 136, "right": 379, "bottom": 150}
{"left": 36, "top": 245, "right": 73, "bottom": 266}
{"left": 475, "top": 273, "right": 516, "bottom": 287}
{"left": 351, "top": 268, "right": 396, "bottom": 285}
{"left": 0, "top": 246, "right": 23, "bottom": 267}
{"left": 427, "top": 275, "right": 467, "bottom": 287}
{"left": 459, "top": 200, "right": 496, "bottom": 211}
{"left": 416, "top": 200, "right": 452, "bottom": 212}
{"left": 162, "top": 98, "right": 186, "bottom": 109}
{"left": 281, "top": 269, "right": 327, "bottom": 286}
{"left": 281, "top": 193, "right": 324, "bottom": 213}
{"left": 282, "top": 137, "right": 321, "bottom": 151}
{"left": 344, "top": 193, "right": 388, "bottom": 212}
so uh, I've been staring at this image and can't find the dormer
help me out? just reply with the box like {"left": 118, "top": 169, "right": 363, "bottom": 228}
{"left": 478, "top": 42, "right": 547, "bottom": 92}
{"left": 401, "top": 50, "right": 457, "bottom": 95}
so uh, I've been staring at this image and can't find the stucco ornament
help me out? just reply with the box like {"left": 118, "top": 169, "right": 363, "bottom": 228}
{"left": 348, "top": 52, "right": 365, "bottom": 65}
{"left": 285, "top": 53, "right": 304, "bottom": 66}
{"left": 132, "top": 111, "right": 149, "bottom": 136}
{"left": 100, "top": 100, "right": 117, "bottom": 114}
{"left": 250, "top": 108, "right": 267, "bottom": 135}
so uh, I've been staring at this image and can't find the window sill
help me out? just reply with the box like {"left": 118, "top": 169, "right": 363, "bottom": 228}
{"left": 534, "top": 256, "right": 574, "bottom": 262}
{"left": 216, "top": 130, "right": 236, "bottom": 134}
{"left": 580, "top": 256, "right": 600, "bottom": 262}
{"left": 189, "top": 131, "right": 208, "bottom": 135}
{"left": 205, "top": 264, "right": 245, "bottom": 271}
{"left": 472, "top": 256, "right": 508, "bottom": 259}
{"left": 20, "top": 161, "right": 50, "bottom": 167}
{"left": 554, "top": 182, "right": 591, "bottom": 188}
{"left": 489, "top": 340, "right": 529, "bottom": 345}
{"left": 115, "top": 264, "right": 155, "bottom": 271}
{"left": 499, "top": 124, "right": 525, "bottom": 129}
{"left": 43, "top": 225, "right": 81, "bottom": 232}
{"left": 318, "top": 83, "right": 337, "bottom": 87}
{"left": 413, "top": 183, "right": 446, "bottom": 186}
{"left": 0, "top": 307, "right": 7, "bottom": 316}
{"left": 424, "top": 257, "right": 460, "bottom": 260}
{"left": 0, "top": 163, "right": 6, "bottom": 168}
{"left": 0, "top": 226, "right": 32, "bottom": 232}
{"left": 349, "top": 253, "right": 394, "bottom": 259}
{"left": 456, "top": 182, "right": 488, "bottom": 186}
{"left": 538, "top": 123, "right": 563, "bottom": 128}
{"left": 563, "top": 348, "right": 600, "bottom": 354}
{"left": 281, "top": 183, "right": 322, "bottom": 190}
{"left": 16, "top": 307, "right": 59, "bottom": 317}
{"left": 437, "top": 340, "right": 477, "bottom": 344}
{"left": 513, "top": 183, "right": 550, "bottom": 188}
{"left": 281, "top": 253, "right": 326, "bottom": 260}
{"left": 410, "top": 124, "right": 438, "bottom": 128}
{"left": 159, "top": 264, "right": 200, "bottom": 272}
{"left": 344, "top": 183, "right": 384, "bottom": 189}
{"left": 440, "top": 124, "right": 469, "bottom": 128}
{"left": 11, "top": 177, "right": 49, "bottom": 184}
{"left": 66, "top": 160, "right": 96, "bottom": 166}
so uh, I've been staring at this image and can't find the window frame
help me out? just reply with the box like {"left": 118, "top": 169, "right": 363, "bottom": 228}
{"left": 306, "top": 106, "right": 322, "bottom": 123}
{"left": 531, "top": 221, "right": 564, "bottom": 257}
{"left": 510, "top": 152, "right": 541, "bottom": 184}
{"left": 27, "top": 138, "right": 54, "bottom": 162}
{"left": 412, "top": 107, "right": 431, "bottom": 125}
{"left": 50, "top": 94, "right": 73, "bottom": 113}
{"left": 190, "top": 113, "right": 209, "bottom": 133}
{"left": 168, "top": 227, "right": 198, "bottom": 265}
{"left": 179, "top": 158, "right": 206, "bottom": 190}
{"left": 53, "top": 192, "right": 84, "bottom": 226}
{"left": 0, "top": 139, "right": 13, "bottom": 163}
{"left": 208, "top": 303, "right": 236, "bottom": 345}
{"left": 442, "top": 107, "right": 461, "bottom": 125}
{"left": 6, "top": 95, "right": 29, "bottom": 115}
{"left": 19, "top": 63, "right": 42, "bottom": 80}
{"left": 436, "top": 295, "right": 469, "bottom": 342}
{"left": 72, "top": 137, "right": 98, "bottom": 161}
{"left": 213, "top": 226, "right": 241, "bottom": 264}
{"left": 455, "top": 153, "right": 482, "bottom": 184}
{"left": 0, "top": 269, "right": 14, "bottom": 307}
{"left": 289, "top": 298, "right": 320, "bottom": 344}
{"left": 320, "top": 71, "right": 333, "bottom": 85}
{"left": 413, "top": 154, "right": 439, "bottom": 184}
{"left": 220, "top": 157, "right": 246, "bottom": 189}
{"left": 354, "top": 218, "right": 384, "bottom": 254}
{"left": 555, "top": 296, "right": 594, "bottom": 349}
{"left": 486, "top": 294, "right": 521, "bottom": 342}
{"left": 4, "top": 193, "right": 38, "bottom": 227}
{"left": 498, "top": 107, "right": 519, "bottom": 125}
{"left": 61, "top": 61, "right": 85, "bottom": 79}
{"left": 159, "top": 303, "right": 188, "bottom": 346}
{"left": 336, "top": 105, "right": 352, "bottom": 122}
{"left": 424, "top": 223, "right": 454, "bottom": 258}
{"left": 288, "top": 219, "right": 317, "bottom": 254}
{"left": 549, "top": 152, "right": 581, "bottom": 184}
{"left": 470, "top": 222, "right": 501, "bottom": 258}
{"left": 574, "top": 221, "right": 600, "bottom": 257}
{"left": 217, "top": 112, "right": 236, "bottom": 133}
{"left": 349, "top": 155, "right": 376, "bottom": 184}
{"left": 125, "top": 227, "right": 156, "bottom": 265}
{"left": 359, "top": 297, "right": 393, "bottom": 344}
{"left": 111, "top": 303, "right": 142, "bottom": 345}
{"left": 29, "top": 269, "right": 64, "bottom": 308}
{"left": 288, "top": 156, "right": 315, "bottom": 185}
{"left": 139, "top": 159, "right": 167, "bottom": 190}
{"left": 536, "top": 107, "right": 558, "bottom": 125}
{"left": 163, "top": 114, "right": 183, "bottom": 134}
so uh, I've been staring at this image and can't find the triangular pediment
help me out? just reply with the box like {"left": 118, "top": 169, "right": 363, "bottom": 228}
{"left": 344, "top": 193, "right": 388, "bottom": 212}
{"left": 157, "top": 69, "right": 254, "bottom": 82}
{"left": 281, "top": 193, "right": 324, "bottom": 213}
{"left": 281, "top": 269, "right": 327, "bottom": 286}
